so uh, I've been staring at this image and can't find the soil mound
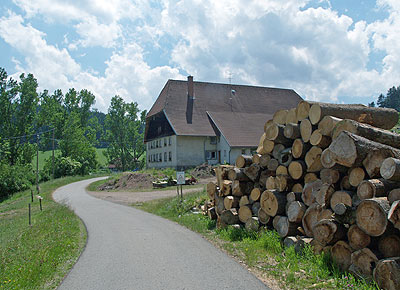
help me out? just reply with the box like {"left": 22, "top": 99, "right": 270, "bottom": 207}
{"left": 98, "top": 173, "right": 154, "bottom": 191}
{"left": 190, "top": 163, "right": 215, "bottom": 179}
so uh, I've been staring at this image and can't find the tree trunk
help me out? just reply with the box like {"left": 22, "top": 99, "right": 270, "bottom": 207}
{"left": 267, "top": 158, "right": 279, "bottom": 171}
{"left": 357, "top": 179, "right": 399, "bottom": 200}
{"left": 238, "top": 205, "right": 253, "bottom": 223}
{"left": 321, "top": 148, "right": 336, "bottom": 169}
{"left": 215, "top": 165, "right": 233, "bottom": 188}
{"left": 258, "top": 208, "right": 270, "bottom": 225}
{"left": 379, "top": 234, "right": 400, "bottom": 258}
{"left": 330, "top": 190, "right": 355, "bottom": 210}
{"left": 252, "top": 153, "right": 261, "bottom": 165}
{"left": 388, "top": 200, "right": 400, "bottom": 230}
{"left": 276, "top": 165, "right": 288, "bottom": 176}
{"left": 236, "top": 155, "right": 253, "bottom": 168}
{"left": 257, "top": 134, "right": 275, "bottom": 154}
{"left": 302, "top": 203, "right": 333, "bottom": 237}
{"left": 347, "top": 224, "right": 371, "bottom": 251}
{"left": 206, "top": 182, "right": 217, "bottom": 200}
{"left": 356, "top": 197, "right": 391, "bottom": 236}
{"left": 245, "top": 217, "right": 260, "bottom": 231}
{"left": 264, "top": 119, "right": 273, "bottom": 133}
{"left": 304, "top": 172, "right": 318, "bottom": 183}
{"left": 351, "top": 248, "right": 379, "bottom": 278}
{"left": 278, "top": 148, "right": 293, "bottom": 167}
{"left": 207, "top": 207, "right": 217, "bottom": 220}
{"left": 315, "top": 183, "right": 335, "bottom": 207}
{"left": 260, "top": 189, "right": 287, "bottom": 217}
{"left": 292, "top": 138, "right": 311, "bottom": 159}
{"left": 296, "top": 100, "right": 312, "bottom": 121}
{"left": 214, "top": 194, "right": 225, "bottom": 215}
{"left": 259, "top": 154, "right": 272, "bottom": 168}
{"left": 318, "top": 115, "right": 342, "bottom": 136}
{"left": 228, "top": 168, "right": 250, "bottom": 181}
{"left": 333, "top": 204, "right": 356, "bottom": 225}
{"left": 266, "top": 176, "right": 277, "bottom": 190}
{"left": 287, "top": 191, "right": 302, "bottom": 203}
{"left": 284, "top": 123, "right": 301, "bottom": 139}
{"left": 310, "top": 129, "right": 331, "bottom": 148}
{"left": 272, "top": 143, "right": 285, "bottom": 160}
{"left": 231, "top": 180, "right": 245, "bottom": 197}
{"left": 373, "top": 257, "right": 400, "bottom": 290}
{"left": 287, "top": 201, "right": 307, "bottom": 223}
{"left": 275, "top": 175, "right": 294, "bottom": 192}
{"left": 288, "top": 160, "right": 306, "bottom": 180}
{"left": 285, "top": 108, "right": 298, "bottom": 125}
{"left": 220, "top": 209, "right": 239, "bottom": 225}
{"left": 220, "top": 180, "right": 232, "bottom": 196}
{"left": 305, "top": 146, "right": 323, "bottom": 172}
{"left": 250, "top": 188, "right": 261, "bottom": 203}
{"left": 291, "top": 183, "right": 303, "bottom": 193}
{"left": 389, "top": 188, "right": 400, "bottom": 204}
{"left": 381, "top": 157, "right": 400, "bottom": 181}
{"left": 300, "top": 118, "right": 313, "bottom": 142}
{"left": 308, "top": 102, "right": 398, "bottom": 129}
{"left": 266, "top": 123, "right": 292, "bottom": 146}
{"left": 273, "top": 109, "right": 288, "bottom": 125}
{"left": 273, "top": 215, "right": 300, "bottom": 238}
{"left": 331, "top": 240, "right": 353, "bottom": 271}
{"left": 332, "top": 118, "right": 400, "bottom": 148}
{"left": 313, "top": 218, "right": 346, "bottom": 246}
{"left": 244, "top": 163, "right": 261, "bottom": 182}
{"left": 340, "top": 175, "right": 355, "bottom": 191}
{"left": 328, "top": 131, "right": 400, "bottom": 168}
{"left": 348, "top": 167, "right": 365, "bottom": 187}
{"left": 302, "top": 179, "right": 323, "bottom": 206}
{"left": 320, "top": 168, "right": 340, "bottom": 185}
{"left": 239, "top": 195, "right": 250, "bottom": 207}
{"left": 224, "top": 196, "right": 239, "bottom": 210}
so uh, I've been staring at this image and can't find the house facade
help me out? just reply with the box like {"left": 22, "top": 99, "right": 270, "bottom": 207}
{"left": 144, "top": 76, "right": 303, "bottom": 169}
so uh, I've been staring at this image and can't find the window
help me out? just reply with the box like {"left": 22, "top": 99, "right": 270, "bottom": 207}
{"left": 164, "top": 152, "right": 167, "bottom": 162}
{"left": 164, "top": 138, "right": 167, "bottom": 146}
{"left": 169, "top": 137, "right": 171, "bottom": 146}
{"left": 224, "top": 150, "right": 227, "bottom": 157}
{"left": 159, "top": 153, "right": 162, "bottom": 162}
{"left": 206, "top": 151, "right": 217, "bottom": 160}
{"left": 148, "top": 155, "right": 151, "bottom": 163}
{"left": 210, "top": 136, "right": 217, "bottom": 144}
{"left": 169, "top": 152, "right": 172, "bottom": 161}
{"left": 241, "top": 149, "right": 246, "bottom": 154}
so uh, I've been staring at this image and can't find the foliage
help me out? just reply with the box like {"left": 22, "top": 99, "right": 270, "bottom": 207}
{"left": 374, "top": 85, "right": 400, "bottom": 111}
{"left": 104, "top": 95, "right": 147, "bottom": 171}
{"left": 0, "top": 162, "right": 35, "bottom": 199}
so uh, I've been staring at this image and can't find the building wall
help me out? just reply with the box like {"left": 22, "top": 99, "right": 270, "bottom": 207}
{"left": 146, "top": 135, "right": 177, "bottom": 169}
{"left": 175, "top": 136, "right": 206, "bottom": 169}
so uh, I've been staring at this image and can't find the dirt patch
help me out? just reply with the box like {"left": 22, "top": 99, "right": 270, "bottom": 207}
{"left": 98, "top": 172, "right": 154, "bottom": 191}
{"left": 190, "top": 163, "right": 215, "bottom": 179}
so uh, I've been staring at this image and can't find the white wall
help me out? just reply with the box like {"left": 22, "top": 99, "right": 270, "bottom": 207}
{"left": 176, "top": 136, "right": 206, "bottom": 169}
{"left": 146, "top": 135, "right": 177, "bottom": 169}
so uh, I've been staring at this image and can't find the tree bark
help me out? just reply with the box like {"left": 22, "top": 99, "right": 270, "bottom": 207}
{"left": 272, "top": 144, "right": 285, "bottom": 160}
{"left": 206, "top": 182, "right": 217, "bottom": 200}
{"left": 278, "top": 148, "right": 293, "bottom": 167}
{"left": 320, "top": 168, "right": 340, "bottom": 185}
{"left": 286, "top": 191, "right": 302, "bottom": 203}
{"left": 373, "top": 257, "right": 400, "bottom": 290}
{"left": 302, "top": 179, "right": 323, "bottom": 206}
{"left": 251, "top": 202, "right": 261, "bottom": 215}
{"left": 356, "top": 197, "right": 391, "bottom": 236}
{"left": 389, "top": 188, "right": 400, "bottom": 204}
{"left": 315, "top": 183, "right": 335, "bottom": 207}
{"left": 245, "top": 217, "right": 260, "bottom": 231}
{"left": 236, "top": 154, "right": 253, "bottom": 168}
{"left": 275, "top": 175, "right": 294, "bottom": 192}
{"left": 305, "top": 146, "right": 323, "bottom": 172}
{"left": 228, "top": 168, "right": 250, "bottom": 181}
{"left": 214, "top": 194, "right": 225, "bottom": 215}
{"left": 388, "top": 200, "right": 400, "bottom": 230}
{"left": 308, "top": 102, "right": 398, "bottom": 129}
{"left": 357, "top": 178, "right": 399, "bottom": 200}
{"left": 310, "top": 129, "right": 331, "bottom": 148}
{"left": 267, "top": 158, "right": 279, "bottom": 171}
{"left": 207, "top": 207, "right": 217, "bottom": 220}
{"left": 258, "top": 208, "right": 270, "bottom": 225}
{"left": 215, "top": 165, "right": 233, "bottom": 188}
{"left": 252, "top": 153, "right": 261, "bottom": 165}
{"left": 347, "top": 224, "right": 371, "bottom": 251}
{"left": 300, "top": 118, "right": 313, "bottom": 142}
{"left": 220, "top": 209, "right": 240, "bottom": 225}
{"left": 328, "top": 131, "right": 400, "bottom": 169}
{"left": 304, "top": 172, "right": 318, "bottom": 183}
{"left": 220, "top": 180, "right": 232, "bottom": 196}
{"left": 224, "top": 196, "right": 239, "bottom": 210}
{"left": 266, "top": 123, "right": 292, "bottom": 146}
{"left": 332, "top": 118, "right": 400, "bottom": 148}
{"left": 331, "top": 240, "right": 353, "bottom": 271}
{"left": 302, "top": 203, "right": 333, "bottom": 237}
{"left": 244, "top": 163, "right": 261, "bottom": 182}
{"left": 330, "top": 190, "right": 355, "bottom": 210}
{"left": 257, "top": 133, "right": 275, "bottom": 154}
{"left": 260, "top": 189, "right": 287, "bottom": 217}
{"left": 239, "top": 195, "right": 250, "bottom": 207}
{"left": 231, "top": 180, "right": 246, "bottom": 197}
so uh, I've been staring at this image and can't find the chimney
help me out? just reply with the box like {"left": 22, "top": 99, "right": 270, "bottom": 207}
{"left": 187, "top": 75, "right": 194, "bottom": 99}
{"left": 186, "top": 75, "right": 194, "bottom": 124}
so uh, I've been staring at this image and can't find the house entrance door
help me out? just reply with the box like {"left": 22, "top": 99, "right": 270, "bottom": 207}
{"left": 218, "top": 151, "right": 221, "bottom": 163}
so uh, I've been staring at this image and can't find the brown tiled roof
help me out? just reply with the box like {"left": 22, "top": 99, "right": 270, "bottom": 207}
{"left": 207, "top": 111, "right": 272, "bottom": 147}
{"left": 146, "top": 79, "right": 302, "bottom": 137}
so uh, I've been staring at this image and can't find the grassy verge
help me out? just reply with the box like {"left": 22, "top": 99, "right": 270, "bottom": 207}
{"left": 135, "top": 191, "right": 378, "bottom": 290}
{"left": 0, "top": 175, "right": 102, "bottom": 290}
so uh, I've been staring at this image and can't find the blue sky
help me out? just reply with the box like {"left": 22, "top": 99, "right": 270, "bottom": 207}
{"left": 1, "top": 0, "right": 400, "bottom": 112}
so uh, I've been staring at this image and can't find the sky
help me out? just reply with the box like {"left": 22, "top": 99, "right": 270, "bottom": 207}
{"left": 1, "top": 0, "right": 400, "bottom": 113}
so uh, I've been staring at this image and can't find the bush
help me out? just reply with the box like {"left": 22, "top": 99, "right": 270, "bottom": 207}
{"left": 0, "top": 163, "right": 35, "bottom": 199}
{"left": 42, "top": 156, "right": 82, "bottom": 179}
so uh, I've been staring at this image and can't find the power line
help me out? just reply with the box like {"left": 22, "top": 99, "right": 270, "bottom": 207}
{"left": 1, "top": 128, "right": 55, "bottom": 140}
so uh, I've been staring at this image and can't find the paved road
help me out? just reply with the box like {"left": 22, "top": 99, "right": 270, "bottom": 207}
{"left": 54, "top": 177, "right": 270, "bottom": 290}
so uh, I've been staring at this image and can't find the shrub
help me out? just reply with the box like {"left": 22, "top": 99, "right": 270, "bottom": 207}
{"left": 0, "top": 163, "right": 35, "bottom": 199}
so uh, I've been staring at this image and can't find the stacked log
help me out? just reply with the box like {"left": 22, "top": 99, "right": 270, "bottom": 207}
{"left": 203, "top": 101, "right": 400, "bottom": 289}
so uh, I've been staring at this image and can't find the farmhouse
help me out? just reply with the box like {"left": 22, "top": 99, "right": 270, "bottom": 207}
{"left": 144, "top": 76, "right": 302, "bottom": 169}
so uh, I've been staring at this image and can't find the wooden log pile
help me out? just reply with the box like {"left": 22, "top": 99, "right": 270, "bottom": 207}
{"left": 203, "top": 101, "right": 400, "bottom": 290}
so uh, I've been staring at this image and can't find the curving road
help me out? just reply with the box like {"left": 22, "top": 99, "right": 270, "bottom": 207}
{"left": 53, "top": 177, "right": 269, "bottom": 290}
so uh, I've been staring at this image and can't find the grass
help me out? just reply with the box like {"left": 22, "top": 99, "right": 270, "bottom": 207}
{"left": 135, "top": 191, "right": 378, "bottom": 290}
{"left": 32, "top": 148, "right": 108, "bottom": 170}
{"left": 0, "top": 175, "right": 103, "bottom": 290}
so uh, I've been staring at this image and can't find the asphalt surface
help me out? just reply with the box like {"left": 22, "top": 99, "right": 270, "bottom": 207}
{"left": 53, "top": 177, "right": 270, "bottom": 290}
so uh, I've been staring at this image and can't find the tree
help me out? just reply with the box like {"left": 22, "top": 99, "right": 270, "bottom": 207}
{"left": 104, "top": 96, "right": 146, "bottom": 171}
{"left": 0, "top": 68, "right": 39, "bottom": 165}
{"left": 376, "top": 86, "right": 400, "bottom": 111}
{"left": 368, "top": 101, "right": 375, "bottom": 107}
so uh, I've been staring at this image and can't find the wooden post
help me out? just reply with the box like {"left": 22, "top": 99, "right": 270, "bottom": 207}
{"left": 52, "top": 128, "right": 55, "bottom": 179}
{"left": 31, "top": 189, "right": 33, "bottom": 203}
{"left": 28, "top": 203, "right": 31, "bottom": 226}
{"left": 39, "top": 198, "right": 42, "bottom": 211}
{"left": 36, "top": 134, "right": 39, "bottom": 193}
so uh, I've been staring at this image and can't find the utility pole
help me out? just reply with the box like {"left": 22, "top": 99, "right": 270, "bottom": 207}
{"left": 36, "top": 134, "right": 39, "bottom": 193}
{"left": 52, "top": 128, "right": 55, "bottom": 179}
